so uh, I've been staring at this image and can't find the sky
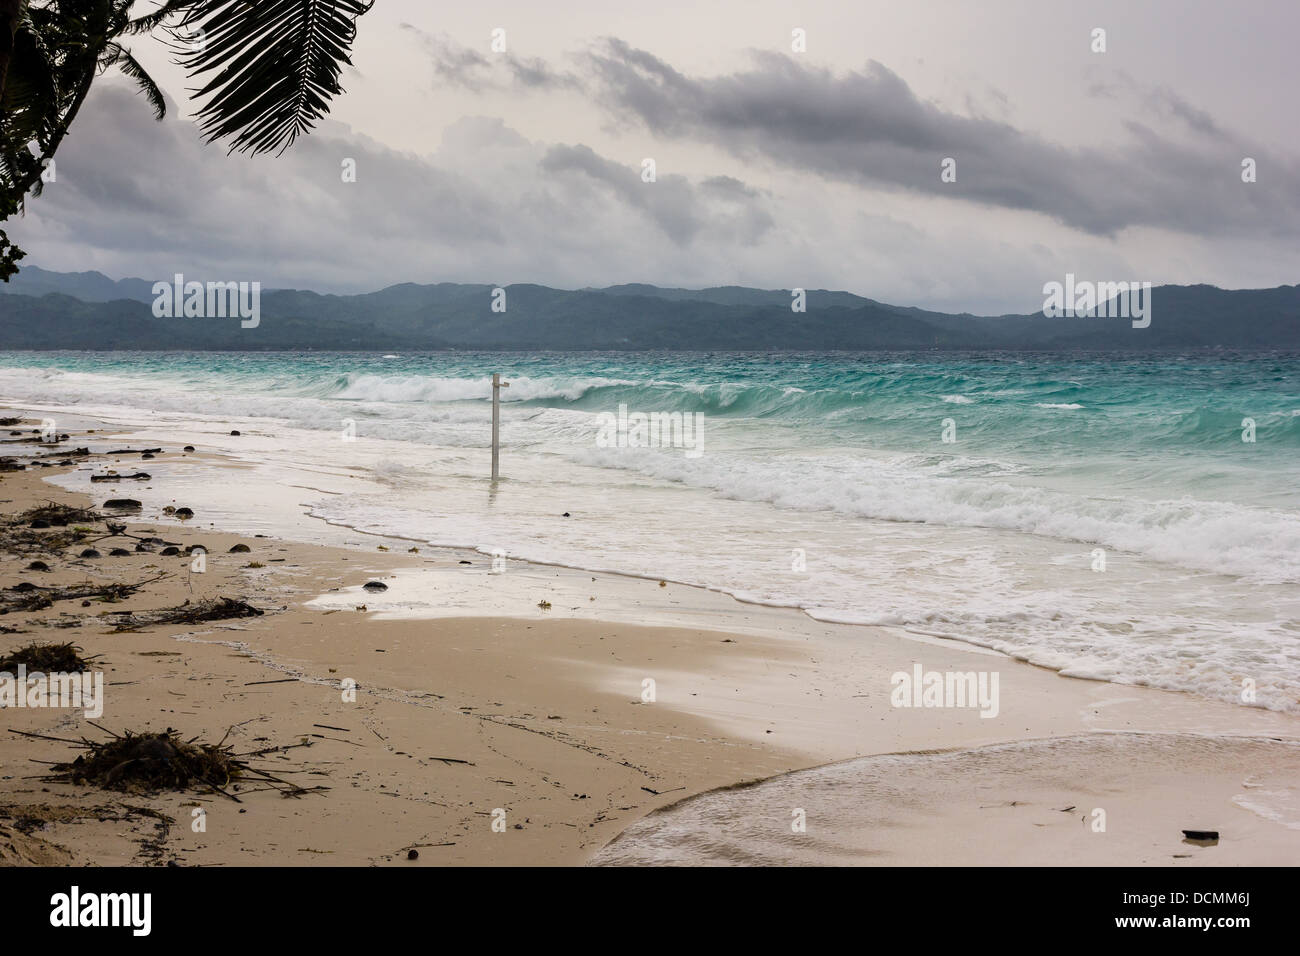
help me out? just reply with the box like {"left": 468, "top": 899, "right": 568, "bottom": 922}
{"left": 8, "top": 0, "right": 1299, "bottom": 314}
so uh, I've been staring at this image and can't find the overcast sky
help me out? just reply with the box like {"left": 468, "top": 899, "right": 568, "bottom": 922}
{"left": 9, "top": 0, "right": 1298, "bottom": 313}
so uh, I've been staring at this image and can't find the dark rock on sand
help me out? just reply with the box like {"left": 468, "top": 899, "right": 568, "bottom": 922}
{"left": 26, "top": 561, "right": 50, "bottom": 572}
{"left": 183, "top": 445, "right": 195, "bottom": 452}
{"left": 103, "top": 499, "right": 143, "bottom": 511}
{"left": 109, "top": 548, "right": 131, "bottom": 557}
{"left": 29, "top": 519, "right": 50, "bottom": 528}
{"left": 363, "top": 581, "right": 389, "bottom": 592}
{"left": 174, "top": 507, "right": 194, "bottom": 519}
{"left": 229, "top": 543, "right": 251, "bottom": 553}
{"left": 160, "top": 547, "right": 181, "bottom": 556}
{"left": 79, "top": 549, "right": 101, "bottom": 559}
{"left": 230, "top": 430, "right": 241, "bottom": 436}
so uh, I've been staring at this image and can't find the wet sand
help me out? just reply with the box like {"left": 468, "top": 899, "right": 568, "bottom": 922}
{"left": 1, "top": 409, "right": 1297, "bottom": 866}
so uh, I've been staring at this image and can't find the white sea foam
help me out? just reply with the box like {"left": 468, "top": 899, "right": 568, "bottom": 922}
{"left": 5, "top": 359, "right": 1299, "bottom": 714}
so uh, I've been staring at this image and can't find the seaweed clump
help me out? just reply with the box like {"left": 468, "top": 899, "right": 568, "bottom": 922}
{"left": 46, "top": 728, "right": 244, "bottom": 794}
{"left": 0, "top": 641, "right": 92, "bottom": 673}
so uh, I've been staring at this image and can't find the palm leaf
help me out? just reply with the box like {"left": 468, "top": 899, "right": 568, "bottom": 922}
{"left": 124, "top": 0, "right": 193, "bottom": 36}
{"left": 173, "top": 0, "right": 373, "bottom": 155}
{"left": 104, "top": 41, "right": 166, "bottom": 120}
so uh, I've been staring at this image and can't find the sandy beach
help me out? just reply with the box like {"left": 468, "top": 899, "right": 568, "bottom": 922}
{"left": 1, "top": 406, "right": 1297, "bottom": 867}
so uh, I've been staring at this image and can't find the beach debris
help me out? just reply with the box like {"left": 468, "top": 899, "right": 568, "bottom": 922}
{"left": 562, "top": 512, "right": 570, "bottom": 517}
{"left": 0, "top": 458, "right": 24, "bottom": 472}
{"left": 174, "top": 507, "right": 194, "bottom": 519}
{"left": 183, "top": 446, "right": 195, "bottom": 452}
{"left": 106, "top": 448, "right": 162, "bottom": 456}
{"left": 0, "top": 417, "right": 20, "bottom": 426}
{"left": 78, "top": 549, "right": 101, "bottom": 559}
{"left": 229, "top": 543, "right": 251, "bottom": 553}
{"left": 25, "top": 560, "right": 49, "bottom": 572}
{"left": 230, "top": 430, "right": 241, "bottom": 436}
{"left": 1, "top": 573, "right": 166, "bottom": 613}
{"left": 106, "top": 597, "right": 263, "bottom": 632}
{"left": 458, "top": 559, "right": 471, "bottom": 565}
{"left": 108, "top": 548, "right": 131, "bottom": 557}
{"left": 1, "top": 431, "right": 68, "bottom": 444}
{"left": 0, "top": 641, "right": 94, "bottom": 673}
{"left": 658, "top": 580, "right": 667, "bottom": 587}
{"left": 17, "top": 503, "right": 100, "bottom": 527}
{"left": 15, "top": 726, "right": 314, "bottom": 800}
{"left": 362, "top": 581, "right": 388, "bottom": 592}
{"left": 103, "top": 499, "right": 142, "bottom": 511}
{"left": 1182, "top": 829, "right": 1219, "bottom": 845}
{"left": 407, "top": 849, "right": 419, "bottom": 860}
{"left": 91, "top": 472, "right": 150, "bottom": 483}
{"left": 537, "top": 600, "right": 552, "bottom": 610}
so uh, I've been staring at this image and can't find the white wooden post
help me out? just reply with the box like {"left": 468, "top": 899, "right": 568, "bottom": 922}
{"left": 491, "top": 373, "right": 509, "bottom": 480}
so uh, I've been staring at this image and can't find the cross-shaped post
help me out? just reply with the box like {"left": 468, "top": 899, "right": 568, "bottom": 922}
{"left": 491, "top": 372, "right": 509, "bottom": 481}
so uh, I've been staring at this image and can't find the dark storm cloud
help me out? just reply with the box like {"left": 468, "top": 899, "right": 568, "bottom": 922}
{"left": 579, "top": 39, "right": 1300, "bottom": 238}
{"left": 12, "top": 83, "right": 771, "bottom": 290}
{"left": 539, "top": 144, "right": 772, "bottom": 245}
{"left": 400, "top": 24, "right": 584, "bottom": 93}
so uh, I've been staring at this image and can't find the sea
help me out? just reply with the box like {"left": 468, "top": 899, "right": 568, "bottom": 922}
{"left": 1, "top": 349, "right": 1297, "bottom": 714}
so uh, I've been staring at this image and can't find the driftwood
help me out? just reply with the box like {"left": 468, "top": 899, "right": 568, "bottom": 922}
{"left": 0, "top": 573, "right": 166, "bottom": 613}
{"left": 11, "top": 726, "right": 322, "bottom": 801}
{"left": 106, "top": 597, "right": 262, "bottom": 632}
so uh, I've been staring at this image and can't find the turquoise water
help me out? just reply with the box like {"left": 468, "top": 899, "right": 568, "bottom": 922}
{"left": 2, "top": 349, "right": 1298, "bottom": 710}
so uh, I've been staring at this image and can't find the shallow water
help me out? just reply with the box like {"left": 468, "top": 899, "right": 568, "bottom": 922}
{"left": 2, "top": 348, "right": 1297, "bottom": 712}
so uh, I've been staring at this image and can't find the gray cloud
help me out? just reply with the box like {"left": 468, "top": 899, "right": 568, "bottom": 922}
{"left": 11, "top": 82, "right": 773, "bottom": 294}
{"left": 538, "top": 144, "right": 772, "bottom": 245}
{"left": 579, "top": 39, "right": 1299, "bottom": 239}
{"left": 400, "top": 24, "right": 583, "bottom": 93}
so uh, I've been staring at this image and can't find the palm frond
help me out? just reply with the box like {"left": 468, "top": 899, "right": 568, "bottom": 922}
{"left": 104, "top": 41, "right": 166, "bottom": 120}
{"left": 125, "top": 0, "right": 193, "bottom": 36}
{"left": 173, "top": 0, "right": 373, "bottom": 155}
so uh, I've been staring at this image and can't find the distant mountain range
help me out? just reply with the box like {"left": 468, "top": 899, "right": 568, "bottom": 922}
{"left": 0, "top": 265, "right": 1296, "bottom": 350}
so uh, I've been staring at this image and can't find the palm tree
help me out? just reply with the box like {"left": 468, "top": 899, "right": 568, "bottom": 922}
{"left": 0, "top": 0, "right": 373, "bottom": 279}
